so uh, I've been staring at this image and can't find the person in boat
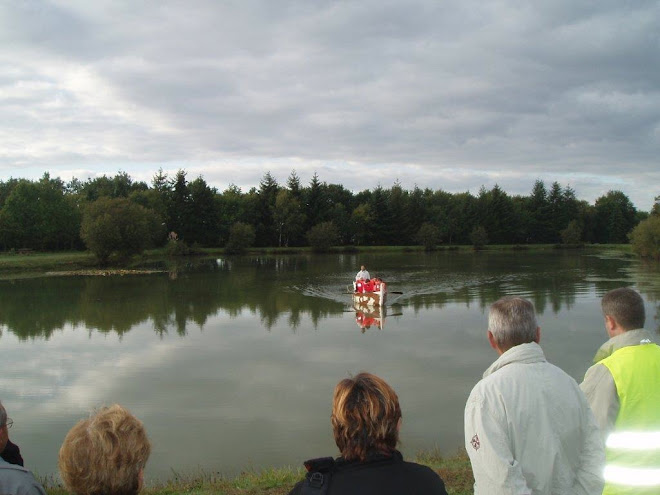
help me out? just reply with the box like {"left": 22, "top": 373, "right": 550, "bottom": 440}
{"left": 59, "top": 404, "right": 151, "bottom": 495}
{"left": 355, "top": 265, "right": 370, "bottom": 281}
{"left": 288, "top": 372, "right": 448, "bottom": 495}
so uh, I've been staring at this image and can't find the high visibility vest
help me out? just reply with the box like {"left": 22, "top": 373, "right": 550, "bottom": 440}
{"left": 600, "top": 342, "right": 660, "bottom": 495}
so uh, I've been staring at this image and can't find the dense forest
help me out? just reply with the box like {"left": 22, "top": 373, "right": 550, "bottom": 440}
{"left": 0, "top": 169, "right": 651, "bottom": 254}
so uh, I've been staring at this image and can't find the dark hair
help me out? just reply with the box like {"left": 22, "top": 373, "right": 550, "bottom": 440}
{"left": 602, "top": 287, "right": 645, "bottom": 330}
{"left": 331, "top": 372, "right": 401, "bottom": 462}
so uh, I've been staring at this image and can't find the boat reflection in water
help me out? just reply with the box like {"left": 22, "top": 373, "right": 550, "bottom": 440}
{"left": 354, "top": 303, "right": 386, "bottom": 332}
{"left": 353, "top": 303, "right": 403, "bottom": 333}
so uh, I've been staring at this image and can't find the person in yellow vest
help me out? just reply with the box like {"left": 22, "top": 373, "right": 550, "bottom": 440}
{"left": 580, "top": 287, "right": 660, "bottom": 494}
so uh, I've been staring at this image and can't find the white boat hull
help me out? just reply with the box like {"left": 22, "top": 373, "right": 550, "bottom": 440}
{"left": 352, "top": 280, "right": 387, "bottom": 307}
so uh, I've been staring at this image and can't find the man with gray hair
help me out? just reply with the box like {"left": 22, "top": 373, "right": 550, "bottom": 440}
{"left": 464, "top": 297, "right": 604, "bottom": 495}
{"left": 580, "top": 287, "right": 660, "bottom": 494}
{"left": 0, "top": 401, "right": 46, "bottom": 495}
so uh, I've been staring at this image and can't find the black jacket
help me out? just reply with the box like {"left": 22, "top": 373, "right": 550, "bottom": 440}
{"left": 288, "top": 450, "right": 448, "bottom": 495}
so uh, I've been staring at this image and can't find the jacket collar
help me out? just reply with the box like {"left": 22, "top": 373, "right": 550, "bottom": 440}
{"left": 592, "top": 328, "right": 657, "bottom": 364}
{"left": 335, "top": 450, "right": 402, "bottom": 469}
{"left": 483, "top": 342, "right": 546, "bottom": 378}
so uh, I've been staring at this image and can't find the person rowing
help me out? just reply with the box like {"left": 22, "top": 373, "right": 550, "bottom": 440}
{"left": 355, "top": 265, "right": 370, "bottom": 281}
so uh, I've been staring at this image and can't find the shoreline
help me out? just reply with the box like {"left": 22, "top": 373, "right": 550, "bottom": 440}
{"left": 0, "top": 244, "right": 632, "bottom": 278}
{"left": 41, "top": 450, "right": 474, "bottom": 495}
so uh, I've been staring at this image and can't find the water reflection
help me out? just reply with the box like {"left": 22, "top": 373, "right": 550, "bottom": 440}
{"left": 0, "top": 251, "right": 658, "bottom": 340}
{"left": 0, "top": 257, "right": 347, "bottom": 340}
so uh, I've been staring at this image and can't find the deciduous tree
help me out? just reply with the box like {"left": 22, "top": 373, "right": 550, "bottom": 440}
{"left": 80, "top": 197, "right": 162, "bottom": 264}
{"left": 629, "top": 215, "right": 660, "bottom": 260}
{"left": 417, "top": 222, "right": 441, "bottom": 250}
{"left": 225, "top": 222, "right": 256, "bottom": 254}
{"left": 306, "top": 221, "right": 339, "bottom": 252}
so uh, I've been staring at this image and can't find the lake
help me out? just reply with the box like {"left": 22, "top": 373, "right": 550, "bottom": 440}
{"left": 1, "top": 249, "right": 659, "bottom": 482}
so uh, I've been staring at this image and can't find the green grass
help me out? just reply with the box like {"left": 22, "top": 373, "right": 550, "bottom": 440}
{"left": 0, "top": 250, "right": 98, "bottom": 275}
{"left": 42, "top": 450, "right": 474, "bottom": 495}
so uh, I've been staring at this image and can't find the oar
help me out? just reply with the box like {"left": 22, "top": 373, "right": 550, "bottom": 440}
{"left": 389, "top": 291, "right": 403, "bottom": 294}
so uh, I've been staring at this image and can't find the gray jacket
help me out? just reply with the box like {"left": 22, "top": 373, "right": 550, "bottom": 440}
{"left": 579, "top": 329, "right": 657, "bottom": 438}
{"left": 0, "top": 458, "right": 46, "bottom": 495}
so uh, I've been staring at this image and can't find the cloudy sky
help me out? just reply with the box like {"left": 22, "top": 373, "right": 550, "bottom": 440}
{"left": 1, "top": 0, "right": 658, "bottom": 209}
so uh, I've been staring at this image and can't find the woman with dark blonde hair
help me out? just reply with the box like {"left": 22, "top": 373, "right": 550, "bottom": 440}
{"left": 58, "top": 404, "right": 151, "bottom": 495}
{"left": 289, "top": 372, "right": 447, "bottom": 495}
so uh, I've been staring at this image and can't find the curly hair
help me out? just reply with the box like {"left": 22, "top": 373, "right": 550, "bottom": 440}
{"left": 58, "top": 404, "right": 151, "bottom": 495}
{"left": 331, "top": 372, "right": 401, "bottom": 462}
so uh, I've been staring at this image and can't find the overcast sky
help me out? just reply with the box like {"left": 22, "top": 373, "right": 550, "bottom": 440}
{"left": 1, "top": 1, "right": 658, "bottom": 209}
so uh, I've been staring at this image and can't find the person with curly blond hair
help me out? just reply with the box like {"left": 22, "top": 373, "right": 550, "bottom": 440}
{"left": 289, "top": 372, "right": 447, "bottom": 495}
{"left": 59, "top": 404, "right": 151, "bottom": 495}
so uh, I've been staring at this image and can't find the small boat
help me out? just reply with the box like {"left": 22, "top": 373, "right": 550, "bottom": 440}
{"left": 351, "top": 277, "right": 387, "bottom": 307}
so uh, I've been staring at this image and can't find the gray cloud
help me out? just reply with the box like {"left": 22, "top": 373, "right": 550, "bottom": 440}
{"left": 0, "top": 0, "right": 658, "bottom": 208}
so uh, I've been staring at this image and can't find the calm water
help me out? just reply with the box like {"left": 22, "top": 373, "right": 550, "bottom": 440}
{"left": 1, "top": 250, "right": 659, "bottom": 482}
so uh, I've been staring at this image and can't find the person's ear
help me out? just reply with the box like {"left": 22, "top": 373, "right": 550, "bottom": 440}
{"left": 487, "top": 330, "right": 498, "bottom": 350}
{"left": 604, "top": 315, "right": 617, "bottom": 336}
{"left": 397, "top": 417, "right": 402, "bottom": 432}
{"left": 535, "top": 327, "right": 541, "bottom": 343}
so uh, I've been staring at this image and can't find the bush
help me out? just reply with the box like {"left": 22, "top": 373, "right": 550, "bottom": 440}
{"left": 80, "top": 197, "right": 162, "bottom": 265}
{"left": 416, "top": 222, "right": 441, "bottom": 250}
{"left": 166, "top": 239, "right": 191, "bottom": 256}
{"left": 629, "top": 215, "right": 660, "bottom": 260}
{"left": 306, "top": 221, "right": 339, "bottom": 252}
{"left": 560, "top": 220, "right": 583, "bottom": 245}
{"left": 470, "top": 226, "right": 489, "bottom": 250}
{"left": 225, "top": 222, "right": 256, "bottom": 254}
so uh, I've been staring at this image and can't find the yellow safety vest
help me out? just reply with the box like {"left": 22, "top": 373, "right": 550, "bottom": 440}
{"left": 601, "top": 342, "right": 660, "bottom": 495}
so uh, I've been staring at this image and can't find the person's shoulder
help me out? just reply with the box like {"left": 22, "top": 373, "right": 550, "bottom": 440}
{"left": 0, "top": 462, "right": 46, "bottom": 495}
{"left": 287, "top": 479, "right": 304, "bottom": 495}
{"left": 400, "top": 459, "right": 440, "bottom": 475}
{"left": 400, "top": 461, "right": 448, "bottom": 491}
{"left": 544, "top": 359, "right": 579, "bottom": 380}
{"left": 0, "top": 457, "right": 29, "bottom": 473}
{"left": 466, "top": 375, "right": 491, "bottom": 406}
{"left": 580, "top": 362, "right": 613, "bottom": 393}
{"left": 468, "top": 367, "right": 510, "bottom": 397}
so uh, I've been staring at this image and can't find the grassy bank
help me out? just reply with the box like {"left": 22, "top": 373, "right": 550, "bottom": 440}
{"left": 0, "top": 244, "right": 632, "bottom": 277}
{"left": 42, "top": 450, "right": 474, "bottom": 495}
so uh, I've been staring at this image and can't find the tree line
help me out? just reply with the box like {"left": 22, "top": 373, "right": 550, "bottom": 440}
{"left": 0, "top": 169, "right": 654, "bottom": 260}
